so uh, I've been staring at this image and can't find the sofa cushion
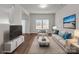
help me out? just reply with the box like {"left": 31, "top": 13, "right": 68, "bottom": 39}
{"left": 63, "top": 32, "right": 71, "bottom": 40}
{"left": 52, "top": 34, "right": 66, "bottom": 45}
{"left": 52, "top": 34, "right": 63, "bottom": 40}
{"left": 38, "top": 30, "right": 46, "bottom": 33}
{"left": 53, "top": 30, "right": 59, "bottom": 34}
{"left": 38, "top": 33, "right": 47, "bottom": 36}
{"left": 58, "top": 31, "right": 65, "bottom": 37}
{"left": 59, "top": 39, "right": 66, "bottom": 45}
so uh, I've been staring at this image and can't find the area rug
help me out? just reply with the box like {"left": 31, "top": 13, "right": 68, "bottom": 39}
{"left": 27, "top": 36, "right": 66, "bottom": 54}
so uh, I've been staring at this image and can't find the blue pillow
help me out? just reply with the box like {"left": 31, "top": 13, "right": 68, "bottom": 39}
{"left": 63, "top": 33, "right": 71, "bottom": 40}
{"left": 58, "top": 31, "right": 65, "bottom": 37}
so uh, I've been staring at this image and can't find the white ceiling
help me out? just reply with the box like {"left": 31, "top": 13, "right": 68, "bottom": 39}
{"left": 0, "top": 4, "right": 66, "bottom": 14}
{"left": 20, "top": 4, "right": 66, "bottom": 14}
{"left": 0, "top": 4, "right": 13, "bottom": 14}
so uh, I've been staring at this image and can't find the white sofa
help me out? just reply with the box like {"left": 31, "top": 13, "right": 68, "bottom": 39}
{"left": 52, "top": 34, "right": 79, "bottom": 53}
{"left": 52, "top": 34, "right": 67, "bottom": 52}
{"left": 52, "top": 34, "right": 66, "bottom": 46}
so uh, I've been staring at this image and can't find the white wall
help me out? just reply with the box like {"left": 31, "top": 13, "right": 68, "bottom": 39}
{"left": 9, "top": 5, "right": 22, "bottom": 25}
{"left": 0, "top": 11, "right": 9, "bottom": 24}
{"left": 9, "top": 5, "right": 30, "bottom": 25}
{"left": 30, "top": 14, "right": 55, "bottom": 33}
{"left": 22, "top": 20, "right": 26, "bottom": 33}
{"left": 0, "top": 8, "right": 10, "bottom": 53}
{"left": 22, "top": 12, "right": 30, "bottom": 34}
{"left": 21, "top": 6, "right": 30, "bottom": 33}
{"left": 25, "top": 16, "right": 30, "bottom": 33}
{"left": 55, "top": 4, "right": 79, "bottom": 34}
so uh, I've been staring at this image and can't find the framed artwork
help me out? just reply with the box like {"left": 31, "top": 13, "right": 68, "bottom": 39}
{"left": 63, "top": 14, "right": 76, "bottom": 29}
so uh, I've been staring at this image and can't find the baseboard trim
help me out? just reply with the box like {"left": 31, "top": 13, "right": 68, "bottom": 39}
{"left": 30, "top": 33, "right": 37, "bottom": 35}
{"left": 23, "top": 33, "right": 37, "bottom": 35}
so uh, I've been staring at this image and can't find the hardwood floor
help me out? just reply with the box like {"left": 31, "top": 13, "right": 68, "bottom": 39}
{"left": 12, "top": 33, "right": 37, "bottom": 54}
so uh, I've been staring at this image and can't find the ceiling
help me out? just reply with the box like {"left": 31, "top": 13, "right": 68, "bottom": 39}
{"left": 0, "top": 4, "right": 9, "bottom": 9}
{"left": 0, "top": 4, "right": 66, "bottom": 14}
{"left": 20, "top": 4, "right": 66, "bottom": 14}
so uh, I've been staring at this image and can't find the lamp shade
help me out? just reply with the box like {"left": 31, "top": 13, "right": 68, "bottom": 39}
{"left": 53, "top": 26, "right": 57, "bottom": 30}
{"left": 74, "top": 30, "right": 79, "bottom": 38}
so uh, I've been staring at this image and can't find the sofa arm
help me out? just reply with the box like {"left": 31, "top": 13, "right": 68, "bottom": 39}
{"left": 65, "top": 38, "right": 78, "bottom": 53}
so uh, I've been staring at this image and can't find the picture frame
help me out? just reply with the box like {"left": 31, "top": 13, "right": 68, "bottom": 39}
{"left": 63, "top": 14, "right": 76, "bottom": 29}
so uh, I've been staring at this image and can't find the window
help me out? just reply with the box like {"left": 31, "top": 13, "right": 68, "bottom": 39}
{"left": 36, "top": 19, "right": 49, "bottom": 29}
{"left": 36, "top": 20, "right": 42, "bottom": 29}
{"left": 43, "top": 20, "right": 49, "bottom": 29}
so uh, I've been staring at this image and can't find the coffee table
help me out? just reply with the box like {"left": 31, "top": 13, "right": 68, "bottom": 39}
{"left": 38, "top": 36, "right": 50, "bottom": 47}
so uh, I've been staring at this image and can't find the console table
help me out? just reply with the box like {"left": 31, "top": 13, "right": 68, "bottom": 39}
{"left": 3, "top": 35, "right": 24, "bottom": 53}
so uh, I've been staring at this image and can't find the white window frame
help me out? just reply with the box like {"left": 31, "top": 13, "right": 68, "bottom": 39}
{"left": 36, "top": 19, "right": 49, "bottom": 30}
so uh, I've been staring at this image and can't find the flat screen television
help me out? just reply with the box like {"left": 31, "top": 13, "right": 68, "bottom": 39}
{"left": 10, "top": 25, "right": 22, "bottom": 40}
{"left": 63, "top": 14, "right": 76, "bottom": 29}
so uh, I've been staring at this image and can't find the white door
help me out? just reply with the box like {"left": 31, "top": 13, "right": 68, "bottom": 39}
{"left": 22, "top": 20, "right": 26, "bottom": 33}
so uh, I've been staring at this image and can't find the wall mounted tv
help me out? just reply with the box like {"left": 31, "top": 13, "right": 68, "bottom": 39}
{"left": 63, "top": 14, "right": 76, "bottom": 29}
{"left": 10, "top": 25, "right": 22, "bottom": 40}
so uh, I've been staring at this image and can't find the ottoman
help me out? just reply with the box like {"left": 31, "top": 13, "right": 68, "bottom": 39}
{"left": 38, "top": 36, "right": 50, "bottom": 47}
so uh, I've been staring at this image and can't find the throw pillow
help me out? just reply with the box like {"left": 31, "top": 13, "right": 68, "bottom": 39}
{"left": 63, "top": 32, "right": 71, "bottom": 40}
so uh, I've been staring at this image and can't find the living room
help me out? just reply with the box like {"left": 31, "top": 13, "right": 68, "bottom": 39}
{"left": 0, "top": 4, "right": 79, "bottom": 54}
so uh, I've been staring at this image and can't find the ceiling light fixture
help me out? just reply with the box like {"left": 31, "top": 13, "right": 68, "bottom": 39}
{"left": 39, "top": 4, "right": 48, "bottom": 8}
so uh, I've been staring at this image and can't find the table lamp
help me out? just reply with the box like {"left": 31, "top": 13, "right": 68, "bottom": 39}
{"left": 52, "top": 26, "right": 57, "bottom": 30}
